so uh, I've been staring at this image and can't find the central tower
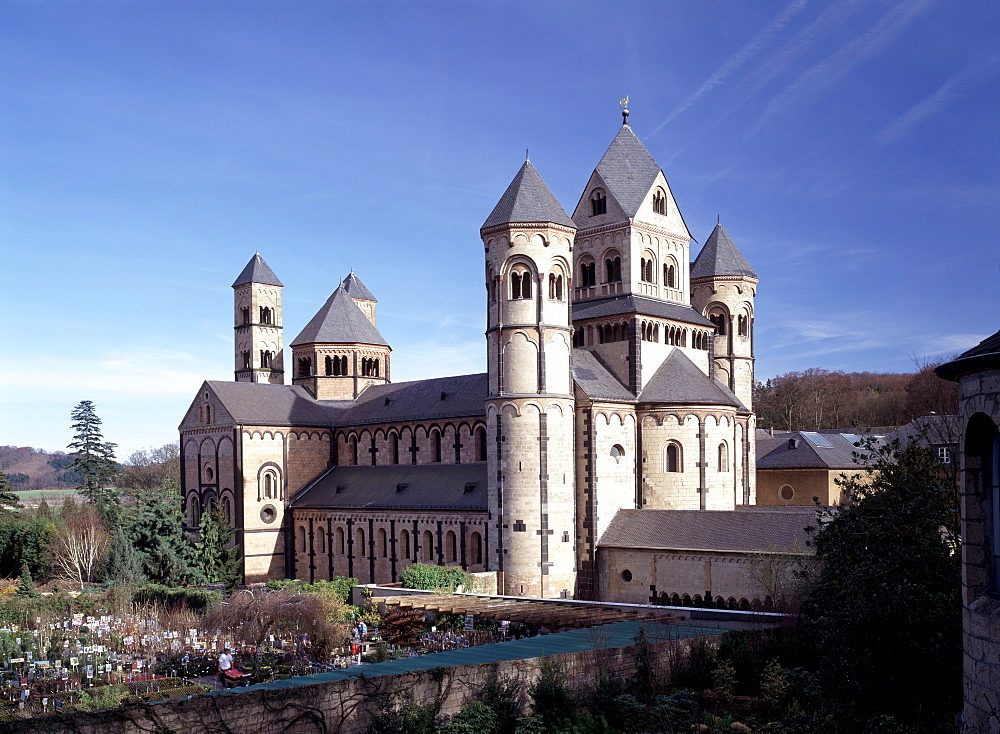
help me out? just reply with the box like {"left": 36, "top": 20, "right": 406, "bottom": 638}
{"left": 482, "top": 159, "right": 577, "bottom": 598}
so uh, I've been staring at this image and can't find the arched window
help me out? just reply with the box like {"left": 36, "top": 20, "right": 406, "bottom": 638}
{"left": 579, "top": 259, "right": 596, "bottom": 288}
{"left": 187, "top": 496, "right": 198, "bottom": 526}
{"left": 259, "top": 307, "right": 273, "bottom": 325}
{"left": 260, "top": 350, "right": 272, "bottom": 368}
{"left": 446, "top": 530, "right": 457, "bottom": 563}
{"left": 610, "top": 444, "right": 625, "bottom": 464}
{"left": 605, "top": 256, "right": 622, "bottom": 283}
{"left": 298, "top": 526, "right": 307, "bottom": 553}
{"left": 355, "top": 527, "right": 366, "bottom": 557}
{"left": 510, "top": 270, "right": 533, "bottom": 300}
{"left": 665, "top": 443, "right": 682, "bottom": 473}
{"left": 317, "top": 530, "right": 326, "bottom": 554}
{"left": 335, "top": 527, "right": 345, "bottom": 554}
{"left": 378, "top": 528, "right": 388, "bottom": 558}
{"left": 392, "top": 433, "right": 400, "bottom": 464}
{"left": 653, "top": 188, "right": 667, "bottom": 215}
{"left": 400, "top": 529, "right": 410, "bottom": 559}
{"left": 640, "top": 257, "right": 654, "bottom": 283}
{"left": 471, "top": 532, "right": 483, "bottom": 565}
{"left": 548, "top": 273, "right": 564, "bottom": 301}
{"left": 476, "top": 427, "right": 487, "bottom": 462}
{"left": 325, "top": 356, "right": 333, "bottom": 375}
{"left": 263, "top": 471, "right": 275, "bottom": 499}
{"left": 709, "top": 313, "right": 728, "bottom": 335}
{"left": 590, "top": 189, "right": 607, "bottom": 216}
{"left": 422, "top": 530, "right": 434, "bottom": 562}
{"left": 242, "top": 351, "right": 251, "bottom": 369}
{"left": 433, "top": 430, "right": 442, "bottom": 463}
{"left": 297, "top": 357, "right": 312, "bottom": 377}
{"left": 241, "top": 307, "right": 250, "bottom": 324}
{"left": 718, "top": 442, "right": 729, "bottom": 472}
{"left": 350, "top": 436, "right": 358, "bottom": 465}
{"left": 738, "top": 313, "right": 750, "bottom": 337}
{"left": 664, "top": 263, "right": 676, "bottom": 288}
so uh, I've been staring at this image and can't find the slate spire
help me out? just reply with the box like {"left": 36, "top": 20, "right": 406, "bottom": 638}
{"left": 691, "top": 223, "right": 757, "bottom": 280}
{"left": 481, "top": 160, "right": 575, "bottom": 231}
{"left": 232, "top": 253, "right": 283, "bottom": 287}
{"left": 341, "top": 272, "right": 377, "bottom": 302}
{"left": 290, "top": 284, "right": 389, "bottom": 347}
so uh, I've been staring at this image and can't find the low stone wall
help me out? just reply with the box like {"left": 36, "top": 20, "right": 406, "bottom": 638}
{"left": 4, "top": 634, "right": 701, "bottom": 733}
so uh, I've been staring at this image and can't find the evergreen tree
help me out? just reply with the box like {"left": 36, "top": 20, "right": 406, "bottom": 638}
{"left": 15, "top": 562, "right": 39, "bottom": 598}
{"left": 104, "top": 530, "right": 146, "bottom": 585}
{"left": 67, "top": 401, "right": 120, "bottom": 522}
{"left": 0, "top": 473, "right": 22, "bottom": 517}
{"left": 125, "top": 483, "right": 202, "bottom": 586}
{"left": 196, "top": 501, "right": 242, "bottom": 590}
{"left": 800, "top": 436, "right": 961, "bottom": 731}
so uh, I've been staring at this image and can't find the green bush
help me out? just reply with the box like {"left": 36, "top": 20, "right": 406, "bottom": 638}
{"left": 266, "top": 576, "right": 358, "bottom": 605}
{"left": 400, "top": 563, "right": 468, "bottom": 592}
{"left": 132, "top": 583, "right": 221, "bottom": 611}
{"left": 439, "top": 700, "right": 499, "bottom": 734}
{"left": 528, "top": 658, "right": 575, "bottom": 728}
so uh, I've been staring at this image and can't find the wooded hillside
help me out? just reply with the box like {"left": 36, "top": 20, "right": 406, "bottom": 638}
{"left": 754, "top": 364, "right": 958, "bottom": 431}
{"left": 0, "top": 446, "right": 80, "bottom": 491}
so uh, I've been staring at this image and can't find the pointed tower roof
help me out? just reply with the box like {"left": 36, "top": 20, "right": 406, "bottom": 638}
{"left": 691, "top": 223, "right": 757, "bottom": 280}
{"left": 291, "top": 284, "right": 389, "bottom": 347}
{"left": 341, "top": 272, "right": 377, "bottom": 302}
{"left": 593, "top": 125, "right": 663, "bottom": 218}
{"left": 481, "top": 160, "right": 576, "bottom": 231}
{"left": 232, "top": 253, "right": 283, "bottom": 287}
{"left": 638, "top": 348, "right": 744, "bottom": 408}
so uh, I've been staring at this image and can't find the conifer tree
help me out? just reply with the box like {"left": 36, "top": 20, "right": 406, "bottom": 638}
{"left": 15, "top": 562, "right": 39, "bottom": 598}
{"left": 0, "top": 473, "right": 22, "bottom": 518}
{"left": 104, "top": 530, "right": 146, "bottom": 586}
{"left": 67, "top": 400, "right": 120, "bottom": 522}
{"left": 196, "top": 501, "right": 241, "bottom": 590}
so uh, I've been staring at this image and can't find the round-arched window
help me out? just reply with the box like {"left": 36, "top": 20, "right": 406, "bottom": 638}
{"left": 610, "top": 444, "right": 625, "bottom": 463}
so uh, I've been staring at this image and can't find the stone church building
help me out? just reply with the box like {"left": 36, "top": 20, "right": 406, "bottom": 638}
{"left": 180, "top": 110, "right": 770, "bottom": 601}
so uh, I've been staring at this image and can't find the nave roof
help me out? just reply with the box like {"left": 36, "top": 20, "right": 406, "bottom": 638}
{"left": 638, "top": 348, "right": 745, "bottom": 409}
{"left": 572, "top": 295, "right": 714, "bottom": 328}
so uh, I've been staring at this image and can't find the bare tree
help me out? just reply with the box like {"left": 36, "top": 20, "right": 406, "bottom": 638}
{"left": 53, "top": 502, "right": 109, "bottom": 589}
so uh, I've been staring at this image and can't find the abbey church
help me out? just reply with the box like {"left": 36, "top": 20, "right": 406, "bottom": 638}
{"left": 179, "top": 109, "right": 778, "bottom": 603}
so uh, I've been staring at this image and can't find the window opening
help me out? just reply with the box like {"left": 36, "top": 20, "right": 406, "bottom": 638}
{"left": 590, "top": 190, "right": 607, "bottom": 216}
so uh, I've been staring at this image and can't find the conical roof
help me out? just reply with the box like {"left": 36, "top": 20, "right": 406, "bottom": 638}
{"left": 342, "top": 272, "right": 377, "bottom": 302}
{"left": 594, "top": 125, "right": 663, "bottom": 218}
{"left": 232, "top": 253, "right": 283, "bottom": 287}
{"left": 291, "top": 284, "right": 389, "bottom": 347}
{"left": 481, "top": 160, "right": 576, "bottom": 231}
{"left": 935, "top": 328, "right": 1000, "bottom": 381}
{"left": 691, "top": 223, "right": 757, "bottom": 280}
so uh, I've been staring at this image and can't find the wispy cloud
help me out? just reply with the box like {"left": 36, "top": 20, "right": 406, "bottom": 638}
{"left": 756, "top": 0, "right": 934, "bottom": 131}
{"left": 650, "top": 0, "right": 811, "bottom": 136}
{"left": 874, "top": 53, "right": 1000, "bottom": 145}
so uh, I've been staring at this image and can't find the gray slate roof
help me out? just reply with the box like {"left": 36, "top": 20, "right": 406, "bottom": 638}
{"left": 199, "top": 381, "right": 349, "bottom": 427}
{"left": 572, "top": 295, "right": 714, "bottom": 328}
{"left": 232, "top": 253, "right": 283, "bottom": 287}
{"left": 335, "top": 373, "right": 487, "bottom": 426}
{"left": 691, "top": 224, "right": 757, "bottom": 280}
{"left": 291, "top": 463, "right": 488, "bottom": 511}
{"left": 936, "top": 329, "right": 1000, "bottom": 380}
{"left": 885, "top": 415, "right": 960, "bottom": 447}
{"left": 756, "top": 431, "right": 864, "bottom": 470}
{"left": 598, "top": 508, "right": 816, "bottom": 555}
{"left": 481, "top": 160, "right": 576, "bottom": 231}
{"left": 342, "top": 272, "right": 377, "bottom": 302}
{"left": 592, "top": 125, "right": 663, "bottom": 218}
{"left": 572, "top": 350, "right": 635, "bottom": 402}
{"left": 638, "top": 349, "right": 743, "bottom": 408}
{"left": 291, "top": 284, "right": 390, "bottom": 347}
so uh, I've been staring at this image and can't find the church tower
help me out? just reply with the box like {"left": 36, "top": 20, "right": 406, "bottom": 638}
{"left": 233, "top": 253, "right": 284, "bottom": 384}
{"left": 482, "top": 159, "right": 577, "bottom": 598}
{"left": 289, "top": 274, "right": 391, "bottom": 400}
{"left": 690, "top": 223, "right": 758, "bottom": 408}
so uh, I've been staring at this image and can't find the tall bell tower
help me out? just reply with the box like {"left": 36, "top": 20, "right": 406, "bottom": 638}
{"left": 233, "top": 253, "right": 284, "bottom": 384}
{"left": 690, "top": 223, "right": 757, "bottom": 408}
{"left": 482, "top": 159, "right": 577, "bottom": 598}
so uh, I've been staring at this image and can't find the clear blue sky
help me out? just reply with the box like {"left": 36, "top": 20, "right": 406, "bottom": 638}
{"left": 2, "top": 1, "right": 998, "bottom": 458}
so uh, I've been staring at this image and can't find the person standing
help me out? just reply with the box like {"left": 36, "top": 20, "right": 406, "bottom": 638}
{"left": 217, "top": 647, "right": 233, "bottom": 687}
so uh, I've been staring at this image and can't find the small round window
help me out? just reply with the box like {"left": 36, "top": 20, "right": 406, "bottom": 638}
{"left": 621, "top": 569, "right": 633, "bottom": 583}
{"left": 205, "top": 466, "right": 214, "bottom": 482}
{"left": 260, "top": 505, "right": 277, "bottom": 524}
{"left": 779, "top": 484, "right": 795, "bottom": 502}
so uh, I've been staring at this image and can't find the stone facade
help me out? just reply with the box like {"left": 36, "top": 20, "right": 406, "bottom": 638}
{"left": 937, "top": 339, "right": 1000, "bottom": 733}
{"left": 180, "top": 114, "right": 775, "bottom": 601}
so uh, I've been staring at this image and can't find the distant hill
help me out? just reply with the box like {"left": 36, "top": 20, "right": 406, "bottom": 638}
{"left": 0, "top": 446, "right": 81, "bottom": 491}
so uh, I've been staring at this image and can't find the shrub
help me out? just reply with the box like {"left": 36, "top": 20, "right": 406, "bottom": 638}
{"left": 399, "top": 563, "right": 468, "bottom": 592}
{"left": 528, "top": 658, "right": 575, "bottom": 727}
{"left": 132, "top": 584, "right": 221, "bottom": 612}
